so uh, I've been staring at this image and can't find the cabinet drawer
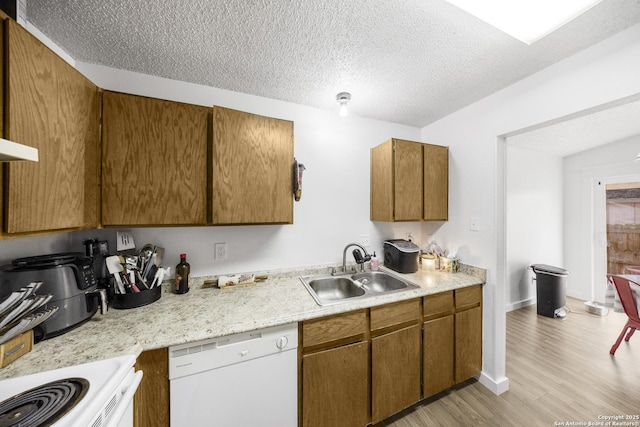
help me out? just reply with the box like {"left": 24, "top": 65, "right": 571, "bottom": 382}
{"left": 371, "top": 299, "right": 420, "bottom": 333}
{"left": 423, "top": 291, "right": 454, "bottom": 320}
{"left": 455, "top": 285, "right": 482, "bottom": 311}
{"left": 302, "top": 310, "right": 367, "bottom": 351}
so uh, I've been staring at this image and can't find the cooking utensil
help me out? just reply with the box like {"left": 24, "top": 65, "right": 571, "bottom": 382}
{"left": 142, "top": 246, "right": 157, "bottom": 279}
{"left": 145, "top": 265, "right": 158, "bottom": 285}
{"left": 153, "top": 247, "right": 164, "bottom": 268}
{"left": 150, "top": 268, "right": 162, "bottom": 288}
{"left": 138, "top": 244, "right": 154, "bottom": 274}
{"left": 106, "top": 256, "right": 126, "bottom": 294}
{"left": 144, "top": 246, "right": 164, "bottom": 285}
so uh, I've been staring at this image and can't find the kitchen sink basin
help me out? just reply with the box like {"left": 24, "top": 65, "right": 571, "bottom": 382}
{"left": 300, "top": 270, "right": 419, "bottom": 306}
{"left": 307, "top": 277, "right": 366, "bottom": 301}
{"left": 351, "top": 271, "right": 408, "bottom": 292}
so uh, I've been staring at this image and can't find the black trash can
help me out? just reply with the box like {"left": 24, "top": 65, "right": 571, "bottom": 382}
{"left": 530, "top": 264, "right": 569, "bottom": 318}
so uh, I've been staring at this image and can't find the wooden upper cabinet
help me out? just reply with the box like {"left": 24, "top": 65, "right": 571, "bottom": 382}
{"left": 212, "top": 106, "right": 293, "bottom": 225}
{"left": 424, "top": 143, "right": 448, "bottom": 221}
{"left": 101, "top": 91, "right": 208, "bottom": 225}
{"left": 394, "top": 139, "right": 423, "bottom": 221}
{"left": 2, "top": 19, "right": 100, "bottom": 234}
{"left": 371, "top": 139, "right": 422, "bottom": 222}
{"left": 371, "top": 138, "right": 447, "bottom": 222}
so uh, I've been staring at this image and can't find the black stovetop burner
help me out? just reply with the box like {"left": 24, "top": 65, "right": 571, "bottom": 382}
{"left": 0, "top": 378, "right": 89, "bottom": 427}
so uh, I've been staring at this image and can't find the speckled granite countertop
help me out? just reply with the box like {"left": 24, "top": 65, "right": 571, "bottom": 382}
{"left": 0, "top": 263, "right": 485, "bottom": 380}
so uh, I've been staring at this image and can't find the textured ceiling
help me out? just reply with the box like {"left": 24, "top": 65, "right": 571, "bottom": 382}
{"left": 24, "top": 0, "right": 640, "bottom": 129}
{"left": 506, "top": 94, "right": 640, "bottom": 157}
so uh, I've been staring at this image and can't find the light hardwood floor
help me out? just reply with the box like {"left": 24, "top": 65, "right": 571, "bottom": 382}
{"left": 378, "top": 298, "right": 640, "bottom": 426}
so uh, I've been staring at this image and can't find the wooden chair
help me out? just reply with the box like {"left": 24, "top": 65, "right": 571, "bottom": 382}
{"left": 609, "top": 275, "right": 640, "bottom": 355}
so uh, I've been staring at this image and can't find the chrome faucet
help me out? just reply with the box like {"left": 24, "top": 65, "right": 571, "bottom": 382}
{"left": 332, "top": 243, "right": 371, "bottom": 275}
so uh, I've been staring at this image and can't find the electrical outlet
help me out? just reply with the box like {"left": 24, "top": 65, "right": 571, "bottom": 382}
{"left": 360, "top": 234, "right": 370, "bottom": 247}
{"left": 405, "top": 232, "right": 413, "bottom": 242}
{"left": 215, "top": 243, "right": 228, "bottom": 260}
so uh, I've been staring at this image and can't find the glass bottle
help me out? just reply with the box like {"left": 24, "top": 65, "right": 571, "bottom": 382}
{"left": 175, "top": 253, "right": 191, "bottom": 294}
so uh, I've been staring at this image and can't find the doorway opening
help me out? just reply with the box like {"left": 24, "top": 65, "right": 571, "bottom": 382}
{"left": 606, "top": 182, "right": 640, "bottom": 275}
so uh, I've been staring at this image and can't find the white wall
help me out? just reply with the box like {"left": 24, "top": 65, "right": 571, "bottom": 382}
{"left": 564, "top": 134, "right": 640, "bottom": 303}
{"left": 505, "top": 147, "right": 563, "bottom": 311}
{"left": 420, "top": 22, "right": 640, "bottom": 395}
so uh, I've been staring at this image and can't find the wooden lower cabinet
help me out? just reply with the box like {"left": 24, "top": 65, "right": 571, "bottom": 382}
{"left": 423, "top": 291, "right": 455, "bottom": 397}
{"left": 455, "top": 305, "right": 482, "bottom": 383}
{"left": 371, "top": 324, "right": 422, "bottom": 423}
{"left": 455, "top": 285, "right": 483, "bottom": 383}
{"left": 301, "top": 289, "right": 482, "bottom": 426}
{"left": 134, "top": 348, "right": 169, "bottom": 427}
{"left": 302, "top": 341, "right": 369, "bottom": 427}
{"left": 423, "top": 315, "right": 454, "bottom": 397}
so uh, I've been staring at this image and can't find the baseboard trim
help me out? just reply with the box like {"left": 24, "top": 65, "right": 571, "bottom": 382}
{"left": 478, "top": 372, "right": 510, "bottom": 395}
{"left": 506, "top": 298, "right": 535, "bottom": 312}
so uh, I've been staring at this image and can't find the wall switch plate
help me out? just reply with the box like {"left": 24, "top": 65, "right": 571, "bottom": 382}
{"left": 469, "top": 217, "right": 480, "bottom": 232}
{"left": 215, "top": 243, "right": 228, "bottom": 260}
{"left": 360, "top": 234, "right": 370, "bottom": 247}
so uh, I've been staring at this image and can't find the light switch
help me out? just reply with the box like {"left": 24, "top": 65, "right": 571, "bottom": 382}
{"left": 469, "top": 217, "right": 480, "bottom": 232}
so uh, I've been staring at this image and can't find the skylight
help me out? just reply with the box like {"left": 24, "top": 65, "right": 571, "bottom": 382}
{"left": 445, "top": 0, "right": 603, "bottom": 44}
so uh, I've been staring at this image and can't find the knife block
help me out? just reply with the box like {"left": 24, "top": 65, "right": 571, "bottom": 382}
{"left": 0, "top": 329, "right": 34, "bottom": 368}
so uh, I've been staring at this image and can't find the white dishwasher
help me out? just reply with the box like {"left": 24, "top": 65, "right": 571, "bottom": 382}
{"left": 168, "top": 322, "right": 298, "bottom": 427}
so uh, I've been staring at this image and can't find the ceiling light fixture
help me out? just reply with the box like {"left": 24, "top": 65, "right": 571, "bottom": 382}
{"left": 336, "top": 92, "right": 351, "bottom": 118}
{"left": 445, "top": 0, "right": 603, "bottom": 45}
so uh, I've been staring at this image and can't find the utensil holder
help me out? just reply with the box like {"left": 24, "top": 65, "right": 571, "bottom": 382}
{"left": 111, "top": 286, "right": 161, "bottom": 309}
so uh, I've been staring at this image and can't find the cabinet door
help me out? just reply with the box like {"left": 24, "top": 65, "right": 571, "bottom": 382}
{"left": 213, "top": 106, "right": 293, "bottom": 224}
{"left": 371, "top": 324, "right": 421, "bottom": 423}
{"left": 423, "top": 143, "right": 448, "bottom": 220}
{"left": 423, "top": 315, "right": 454, "bottom": 397}
{"left": 370, "top": 139, "right": 394, "bottom": 221}
{"left": 102, "top": 92, "right": 208, "bottom": 225}
{"left": 394, "top": 139, "right": 423, "bottom": 221}
{"left": 302, "top": 341, "right": 369, "bottom": 427}
{"left": 134, "top": 348, "right": 169, "bottom": 427}
{"left": 455, "top": 305, "right": 482, "bottom": 383}
{"left": 3, "top": 19, "right": 100, "bottom": 234}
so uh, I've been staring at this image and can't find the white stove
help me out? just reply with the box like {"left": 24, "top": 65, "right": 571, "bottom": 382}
{"left": 0, "top": 355, "right": 142, "bottom": 427}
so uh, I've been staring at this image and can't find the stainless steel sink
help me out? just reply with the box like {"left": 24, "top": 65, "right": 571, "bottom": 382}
{"left": 300, "top": 270, "right": 419, "bottom": 306}
{"left": 351, "top": 271, "right": 408, "bottom": 292}
{"left": 307, "top": 277, "right": 366, "bottom": 302}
